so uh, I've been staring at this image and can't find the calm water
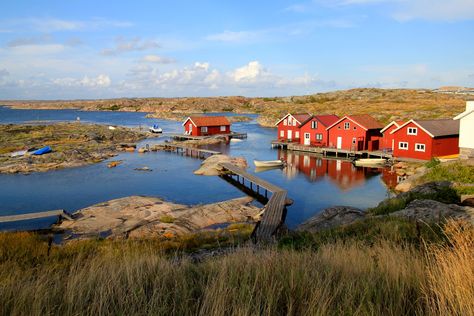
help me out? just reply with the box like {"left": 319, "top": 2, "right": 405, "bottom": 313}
{"left": 0, "top": 106, "right": 390, "bottom": 230}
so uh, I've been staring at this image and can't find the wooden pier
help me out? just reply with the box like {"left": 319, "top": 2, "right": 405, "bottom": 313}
{"left": 0, "top": 210, "right": 72, "bottom": 224}
{"left": 163, "top": 143, "right": 221, "bottom": 159}
{"left": 219, "top": 162, "right": 288, "bottom": 243}
{"left": 271, "top": 141, "right": 392, "bottom": 159}
{"left": 169, "top": 132, "right": 247, "bottom": 141}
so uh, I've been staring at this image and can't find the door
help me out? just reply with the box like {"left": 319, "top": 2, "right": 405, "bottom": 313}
{"left": 189, "top": 123, "right": 193, "bottom": 135}
{"left": 287, "top": 130, "right": 292, "bottom": 141}
{"left": 336, "top": 136, "right": 342, "bottom": 149}
{"left": 304, "top": 133, "right": 310, "bottom": 145}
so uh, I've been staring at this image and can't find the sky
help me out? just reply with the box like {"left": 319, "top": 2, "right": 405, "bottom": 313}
{"left": 0, "top": 0, "right": 473, "bottom": 99}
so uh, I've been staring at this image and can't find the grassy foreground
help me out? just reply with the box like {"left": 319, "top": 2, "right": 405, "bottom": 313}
{"left": 1, "top": 219, "right": 472, "bottom": 315}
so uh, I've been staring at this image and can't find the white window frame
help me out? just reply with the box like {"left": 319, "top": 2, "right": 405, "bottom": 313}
{"left": 408, "top": 127, "right": 418, "bottom": 135}
{"left": 304, "top": 133, "right": 310, "bottom": 139}
{"left": 315, "top": 133, "right": 323, "bottom": 141}
{"left": 344, "top": 122, "right": 350, "bottom": 130}
{"left": 280, "top": 130, "right": 284, "bottom": 137}
{"left": 201, "top": 126, "right": 208, "bottom": 133}
{"left": 283, "top": 119, "right": 287, "bottom": 126}
{"left": 295, "top": 131, "right": 300, "bottom": 139}
{"left": 415, "top": 143, "right": 426, "bottom": 152}
{"left": 398, "top": 142, "right": 409, "bottom": 150}
{"left": 352, "top": 137, "right": 357, "bottom": 144}
{"left": 220, "top": 125, "right": 226, "bottom": 132}
{"left": 293, "top": 119, "right": 297, "bottom": 126}
{"left": 311, "top": 121, "right": 317, "bottom": 129}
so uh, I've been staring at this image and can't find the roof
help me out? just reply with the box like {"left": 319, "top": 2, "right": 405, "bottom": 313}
{"left": 326, "top": 114, "right": 383, "bottom": 131}
{"left": 454, "top": 109, "right": 474, "bottom": 120}
{"left": 380, "top": 120, "right": 404, "bottom": 133}
{"left": 391, "top": 119, "right": 459, "bottom": 138}
{"left": 274, "top": 113, "right": 311, "bottom": 126}
{"left": 300, "top": 114, "right": 339, "bottom": 127}
{"left": 183, "top": 116, "right": 230, "bottom": 127}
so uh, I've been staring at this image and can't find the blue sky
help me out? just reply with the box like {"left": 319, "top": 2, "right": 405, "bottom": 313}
{"left": 0, "top": 0, "right": 473, "bottom": 99}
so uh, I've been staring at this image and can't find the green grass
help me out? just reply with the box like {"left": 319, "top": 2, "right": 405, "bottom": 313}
{"left": 159, "top": 215, "right": 175, "bottom": 223}
{"left": 421, "top": 161, "right": 474, "bottom": 185}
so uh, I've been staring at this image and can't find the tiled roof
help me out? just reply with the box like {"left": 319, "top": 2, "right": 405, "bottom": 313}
{"left": 187, "top": 116, "right": 230, "bottom": 127}
{"left": 316, "top": 114, "right": 340, "bottom": 127}
{"left": 292, "top": 113, "right": 312, "bottom": 125}
{"left": 416, "top": 119, "right": 459, "bottom": 137}
{"left": 348, "top": 114, "right": 384, "bottom": 130}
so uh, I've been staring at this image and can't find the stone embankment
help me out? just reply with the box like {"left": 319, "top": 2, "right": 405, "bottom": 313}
{"left": 56, "top": 195, "right": 260, "bottom": 240}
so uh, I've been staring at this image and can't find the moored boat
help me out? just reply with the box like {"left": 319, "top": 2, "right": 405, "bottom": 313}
{"left": 149, "top": 124, "right": 163, "bottom": 133}
{"left": 353, "top": 158, "right": 386, "bottom": 167}
{"left": 253, "top": 159, "right": 285, "bottom": 168}
{"left": 32, "top": 146, "right": 52, "bottom": 155}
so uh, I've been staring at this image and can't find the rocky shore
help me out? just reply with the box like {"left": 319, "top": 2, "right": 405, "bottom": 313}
{"left": 56, "top": 195, "right": 260, "bottom": 240}
{"left": 0, "top": 123, "right": 149, "bottom": 174}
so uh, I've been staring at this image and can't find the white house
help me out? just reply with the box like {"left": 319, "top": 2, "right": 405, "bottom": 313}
{"left": 454, "top": 101, "right": 474, "bottom": 159}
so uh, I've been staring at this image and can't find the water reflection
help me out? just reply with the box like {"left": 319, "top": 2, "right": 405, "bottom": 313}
{"left": 278, "top": 150, "right": 384, "bottom": 191}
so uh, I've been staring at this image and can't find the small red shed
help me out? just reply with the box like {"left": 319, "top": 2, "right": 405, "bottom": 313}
{"left": 298, "top": 114, "right": 339, "bottom": 147}
{"left": 326, "top": 115, "right": 383, "bottom": 151}
{"left": 182, "top": 116, "right": 231, "bottom": 136}
{"left": 380, "top": 120, "right": 404, "bottom": 151}
{"left": 391, "top": 119, "right": 459, "bottom": 160}
{"left": 275, "top": 113, "right": 311, "bottom": 142}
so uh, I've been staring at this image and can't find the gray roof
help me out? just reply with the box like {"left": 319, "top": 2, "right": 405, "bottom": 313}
{"left": 416, "top": 119, "right": 459, "bottom": 137}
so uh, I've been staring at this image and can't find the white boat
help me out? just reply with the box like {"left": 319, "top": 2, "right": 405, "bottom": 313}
{"left": 149, "top": 125, "right": 163, "bottom": 133}
{"left": 253, "top": 160, "right": 285, "bottom": 168}
{"left": 10, "top": 150, "right": 27, "bottom": 157}
{"left": 354, "top": 158, "right": 386, "bottom": 167}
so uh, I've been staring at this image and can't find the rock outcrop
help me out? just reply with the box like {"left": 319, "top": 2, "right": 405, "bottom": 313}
{"left": 297, "top": 206, "right": 365, "bottom": 232}
{"left": 56, "top": 195, "right": 260, "bottom": 240}
{"left": 194, "top": 154, "right": 247, "bottom": 176}
{"left": 390, "top": 199, "right": 472, "bottom": 223}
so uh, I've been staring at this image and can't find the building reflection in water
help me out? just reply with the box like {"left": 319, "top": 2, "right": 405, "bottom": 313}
{"left": 278, "top": 150, "right": 392, "bottom": 190}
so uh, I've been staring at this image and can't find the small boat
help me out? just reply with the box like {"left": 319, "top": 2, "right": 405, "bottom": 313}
{"left": 149, "top": 124, "right": 163, "bottom": 133}
{"left": 32, "top": 146, "right": 52, "bottom": 155}
{"left": 353, "top": 158, "right": 386, "bottom": 167}
{"left": 254, "top": 159, "right": 285, "bottom": 168}
{"left": 10, "top": 150, "right": 27, "bottom": 157}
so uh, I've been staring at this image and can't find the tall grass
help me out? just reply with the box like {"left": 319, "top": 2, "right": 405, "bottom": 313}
{"left": 0, "top": 221, "right": 472, "bottom": 315}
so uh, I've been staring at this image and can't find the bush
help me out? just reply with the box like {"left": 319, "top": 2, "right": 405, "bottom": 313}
{"left": 425, "top": 158, "right": 441, "bottom": 168}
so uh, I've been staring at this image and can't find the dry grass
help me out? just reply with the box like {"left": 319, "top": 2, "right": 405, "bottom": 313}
{"left": 0, "top": 221, "right": 472, "bottom": 315}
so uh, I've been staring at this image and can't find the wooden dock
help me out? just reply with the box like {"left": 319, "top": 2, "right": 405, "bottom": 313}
{"left": 272, "top": 141, "right": 392, "bottom": 159}
{"left": 219, "top": 162, "right": 288, "bottom": 243}
{"left": 163, "top": 143, "right": 221, "bottom": 159}
{"left": 0, "top": 210, "right": 72, "bottom": 223}
{"left": 169, "top": 132, "right": 247, "bottom": 141}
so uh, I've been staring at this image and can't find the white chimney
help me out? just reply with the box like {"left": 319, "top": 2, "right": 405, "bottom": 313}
{"left": 467, "top": 100, "right": 474, "bottom": 112}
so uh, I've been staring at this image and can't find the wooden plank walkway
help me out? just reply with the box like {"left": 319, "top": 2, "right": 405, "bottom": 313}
{"left": 163, "top": 143, "right": 221, "bottom": 159}
{"left": 219, "top": 162, "right": 288, "bottom": 243}
{"left": 0, "top": 210, "right": 72, "bottom": 223}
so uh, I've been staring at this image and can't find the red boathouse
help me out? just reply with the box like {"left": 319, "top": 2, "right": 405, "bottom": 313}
{"left": 391, "top": 119, "right": 459, "bottom": 161}
{"left": 298, "top": 114, "right": 339, "bottom": 147}
{"left": 182, "top": 116, "right": 231, "bottom": 136}
{"left": 380, "top": 120, "right": 404, "bottom": 151}
{"left": 326, "top": 115, "right": 383, "bottom": 151}
{"left": 275, "top": 113, "right": 311, "bottom": 142}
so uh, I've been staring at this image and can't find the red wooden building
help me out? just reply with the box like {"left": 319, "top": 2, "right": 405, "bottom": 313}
{"left": 326, "top": 115, "right": 383, "bottom": 151}
{"left": 380, "top": 120, "right": 404, "bottom": 151}
{"left": 275, "top": 113, "right": 311, "bottom": 142}
{"left": 298, "top": 114, "right": 339, "bottom": 146}
{"left": 391, "top": 119, "right": 459, "bottom": 160}
{"left": 182, "top": 116, "right": 231, "bottom": 136}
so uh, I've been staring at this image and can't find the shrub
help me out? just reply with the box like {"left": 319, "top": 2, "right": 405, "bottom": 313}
{"left": 425, "top": 158, "right": 441, "bottom": 168}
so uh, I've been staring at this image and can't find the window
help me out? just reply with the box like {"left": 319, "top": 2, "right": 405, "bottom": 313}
{"left": 189, "top": 124, "right": 193, "bottom": 132}
{"left": 201, "top": 126, "right": 208, "bottom": 133}
{"left": 220, "top": 125, "right": 226, "bottom": 132}
{"left": 315, "top": 133, "right": 323, "bottom": 140}
{"left": 304, "top": 133, "right": 310, "bottom": 139}
{"left": 311, "top": 121, "right": 317, "bottom": 129}
{"left": 415, "top": 143, "right": 425, "bottom": 152}
{"left": 399, "top": 142, "right": 408, "bottom": 150}
{"left": 344, "top": 122, "right": 350, "bottom": 130}
{"left": 353, "top": 127, "right": 357, "bottom": 130}
{"left": 408, "top": 127, "right": 417, "bottom": 135}
{"left": 293, "top": 119, "right": 297, "bottom": 126}
{"left": 280, "top": 130, "right": 284, "bottom": 137}
{"left": 283, "top": 119, "right": 287, "bottom": 126}
{"left": 295, "top": 131, "right": 300, "bottom": 139}
{"left": 352, "top": 137, "right": 357, "bottom": 144}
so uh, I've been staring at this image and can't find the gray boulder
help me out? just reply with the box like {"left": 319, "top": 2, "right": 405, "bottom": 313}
{"left": 390, "top": 199, "right": 472, "bottom": 223}
{"left": 297, "top": 206, "right": 365, "bottom": 232}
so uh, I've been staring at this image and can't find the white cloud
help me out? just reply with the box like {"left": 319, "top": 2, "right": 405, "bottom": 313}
{"left": 394, "top": 0, "right": 474, "bottom": 21}
{"left": 141, "top": 54, "right": 175, "bottom": 64}
{"left": 0, "top": 68, "right": 9, "bottom": 78}
{"left": 52, "top": 74, "right": 111, "bottom": 88}
{"left": 101, "top": 37, "right": 161, "bottom": 56}
{"left": 6, "top": 44, "right": 66, "bottom": 55}
{"left": 231, "top": 61, "right": 266, "bottom": 82}
{"left": 205, "top": 30, "right": 261, "bottom": 43}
